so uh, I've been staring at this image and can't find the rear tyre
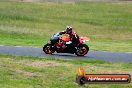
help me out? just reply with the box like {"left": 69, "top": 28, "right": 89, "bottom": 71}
{"left": 43, "top": 44, "right": 55, "bottom": 54}
{"left": 75, "top": 44, "right": 89, "bottom": 56}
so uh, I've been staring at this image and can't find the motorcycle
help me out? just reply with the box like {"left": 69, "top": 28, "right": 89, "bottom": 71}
{"left": 43, "top": 32, "right": 90, "bottom": 56}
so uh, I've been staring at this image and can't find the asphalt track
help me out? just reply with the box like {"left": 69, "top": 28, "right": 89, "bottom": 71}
{"left": 0, "top": 45, "right": 132, "bottom": 62}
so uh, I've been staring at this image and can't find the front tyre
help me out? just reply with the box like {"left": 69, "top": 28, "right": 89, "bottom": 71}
{"left": 75, "top": 44, "right": 89, "bottom": 56}
{"left": 43, "top": 44, "right": 55, "bottom": 54}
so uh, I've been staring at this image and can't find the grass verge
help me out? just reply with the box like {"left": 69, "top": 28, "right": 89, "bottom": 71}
{"left": 0, "top": 55, "right": 132, "bottom": 88}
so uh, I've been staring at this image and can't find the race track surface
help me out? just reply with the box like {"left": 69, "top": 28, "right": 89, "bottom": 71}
{"left": 0, "top": 45, "right": 132, "bottom": 62}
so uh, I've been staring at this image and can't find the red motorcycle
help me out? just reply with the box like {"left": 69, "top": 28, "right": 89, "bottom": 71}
{"left": 43, "top": 32, "right": 90, "bottom": 56}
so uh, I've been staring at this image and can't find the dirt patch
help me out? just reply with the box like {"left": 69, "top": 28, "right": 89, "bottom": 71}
{"left": 20, "top": 0, "right": 38, "bottom": 2}
{"left": 96, "top": 68, "right": 132, "bottom": 75}
{"left": 16, "top": 69, "right": 41, "bottom": 77}
{"left": 29, "top": 61, "right": 64, "bottom": 67}
{"left": 16, "top": 59, "right": 72, "bottom": 68}
{"left": 86, "top": 65, "right": 132, "bottom": 76}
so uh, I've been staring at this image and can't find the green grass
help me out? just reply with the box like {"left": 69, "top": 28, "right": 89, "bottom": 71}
{"left": 0, "top": 2, "right": 132, "bottom": 51}
{"left": 0, "top": 55, "right": 132, "bottom": 88}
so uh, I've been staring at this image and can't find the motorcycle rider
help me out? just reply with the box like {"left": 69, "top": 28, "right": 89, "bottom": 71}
{"left": 50, "top": 26, "right": 80, "bottom": 48}
{"left": 59, "top": 26, "right": 80, "bottom": 46}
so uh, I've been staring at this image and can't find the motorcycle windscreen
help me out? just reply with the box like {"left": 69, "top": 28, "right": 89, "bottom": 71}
{"left": 51, "top": 33, "right": 60, "bottom": 40}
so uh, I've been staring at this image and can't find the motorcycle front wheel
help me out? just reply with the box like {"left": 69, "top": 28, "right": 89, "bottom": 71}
{"left": 75, "top": 44, "right": 89, "bottom": 56}
{"left": 43, "top": 44, "right": 55, "bottom": 54}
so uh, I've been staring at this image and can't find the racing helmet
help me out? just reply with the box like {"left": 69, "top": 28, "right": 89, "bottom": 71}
{"left": 65, "top": 26, "right": 72, "bottom": 34}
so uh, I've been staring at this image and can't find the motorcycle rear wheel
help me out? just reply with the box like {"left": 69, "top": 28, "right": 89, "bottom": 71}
{"left": 75, "top": 44, "right": 89, "bottom": 56}
{"left": 43, "top": 44, "right": 55, "bottom": 54}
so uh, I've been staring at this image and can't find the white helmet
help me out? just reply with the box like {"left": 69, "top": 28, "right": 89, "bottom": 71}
{"left": 66, "top": 26, "right": 72, "bottom": 34}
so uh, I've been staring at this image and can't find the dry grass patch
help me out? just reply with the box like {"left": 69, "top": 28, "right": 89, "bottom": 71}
{"left": 15, "top": 59, "right": 73, "bottom": 68}
{"left": 29, "top": 61, "right": 63, "bottom": 67}
{"left": 84, "top": 64, "right": 132, "bottom": 76}
{"left": 15, "top": 69, "right": 41, "bottom": 77}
